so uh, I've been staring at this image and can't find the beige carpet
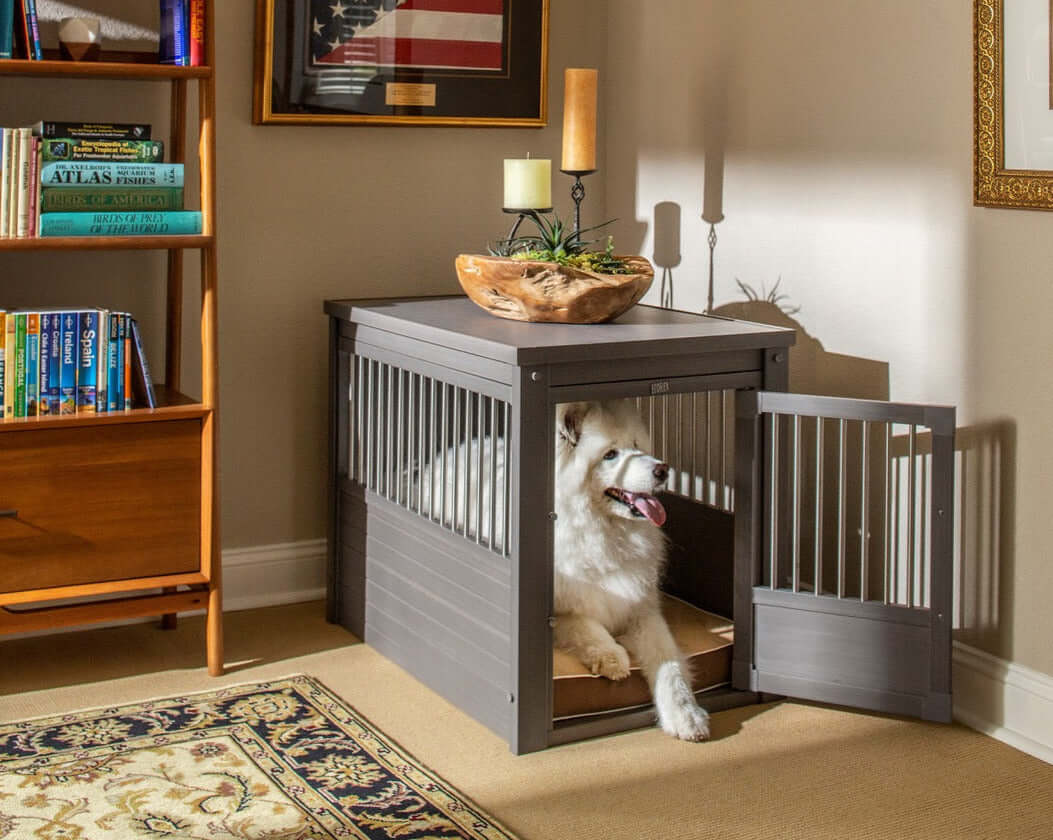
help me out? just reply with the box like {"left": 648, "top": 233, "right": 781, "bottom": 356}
{"left": 2, "top": 601, "right": 1051, "bottom": 840}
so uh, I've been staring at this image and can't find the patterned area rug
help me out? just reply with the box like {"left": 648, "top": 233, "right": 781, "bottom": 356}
{"left": 0, "top": 675, "right": 517, "bottom": 839}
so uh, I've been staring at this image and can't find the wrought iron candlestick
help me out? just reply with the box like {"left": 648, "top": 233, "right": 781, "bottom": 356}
{"left": 561, "top": 169, "right": 596, "bottom": 236}
{"left": 502, "top": 206, "right": 552, "bottom": 243}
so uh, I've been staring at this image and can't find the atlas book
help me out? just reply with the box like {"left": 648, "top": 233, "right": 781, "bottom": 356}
{"left": 40, "top": 161, "right": 184, "bottom": 188}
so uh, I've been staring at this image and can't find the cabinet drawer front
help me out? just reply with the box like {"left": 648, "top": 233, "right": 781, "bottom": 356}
{"left": 0, "top": 420, "right": 202, "bottom": 594}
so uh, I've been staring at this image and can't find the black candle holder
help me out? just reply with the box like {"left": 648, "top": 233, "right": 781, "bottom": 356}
{"left": 560, "top": 168, "right": 596, "bottom": 236}
{"left": 502, "top": 206, "right": 552, "bottom": 243}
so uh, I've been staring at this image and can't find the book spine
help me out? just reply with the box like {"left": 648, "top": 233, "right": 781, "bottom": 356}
{"left": 39, "top": 210, "right": 202, "bottom": 237}
{"left": 39, "top": 161, "right": 184, "bottom": 188}
{"left": 76, "top": 309, "right": 98, "bottom": 414}
{"left": 37, "top": 122, "right": 152, "bottom": 141}
{"left": 25, "top": 311, "right": 38, "bottom": 416}
{"left": 189, "top": 0, "right": 205, "bottom": 66}
{"left": 3, "top": 311, "right": 14, "bottom": 418}
{"left": 14, "top": 128, "right": 28, "bottom": 237}
{"left": 37, "top": 311, "right": 50, "bottom": 415}
{"left": 107, "top": 312, "right": 120, "bottom": 411}
{"left": 40, "top": 187, "right": 184, "bottom": 212}
{"left": 160, "top": 0, "right": 189, "bottom": 66}
{"left": 47, "top": 310, "right": 60, "bottom": 414}
{"left": 122, "top": 314, "right": 132, "bottom": 410}
{"left": 95, "top": 308, "right": 109, "bottom": 413}
{"left": 130, "top": 317, "right": 156, "bottom": 409}
{"left": 59, "top": 311, "right": 77, "bottom": 415}
{"left": 41, "top": 138, "right": 165, "bottom": 163}
{"left": 0, "top": 312, "right": 5, "bottom": 418}
{"left": 27, "top": 135, "right": 38, "bottom": 237}
{"left": 0, "top": 0, "right": 13, "bottom": 59}
{"left": 0, "top": 129, "right": 9, "bottom": 238}
{"left": 23, "top": 0, "right": 40, "bottom": 59}
{"left": 13, "top": 313, "right": 25, "bottom": 417}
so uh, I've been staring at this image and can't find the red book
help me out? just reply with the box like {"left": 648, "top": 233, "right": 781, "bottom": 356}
{"left": 189, "top": 0, "right": 205, "bottom": 66}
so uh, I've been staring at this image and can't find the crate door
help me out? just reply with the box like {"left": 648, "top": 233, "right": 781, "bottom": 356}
{"left": 734, "top": 391, "right": 955, "bottom": 722}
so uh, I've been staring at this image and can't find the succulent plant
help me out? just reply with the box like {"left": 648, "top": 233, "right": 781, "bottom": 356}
{"left": 488, "top": 211, "right": 632, "bottom": 274}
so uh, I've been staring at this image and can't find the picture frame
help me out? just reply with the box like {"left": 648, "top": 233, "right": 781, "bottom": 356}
{"left": 974, "top": 0, "right": 1053, "bottom": 209}
{"left": 253, "top": 0, "right": 549, "bottom": 127}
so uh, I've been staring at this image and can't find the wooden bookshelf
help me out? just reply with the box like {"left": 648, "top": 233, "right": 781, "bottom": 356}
{"left": 0, "top": 7, "right": 223, "bottom": 673}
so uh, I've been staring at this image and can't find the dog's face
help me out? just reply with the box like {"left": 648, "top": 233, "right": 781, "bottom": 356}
{"left": 556, "top": 401, "right": 669, "bottom": 526}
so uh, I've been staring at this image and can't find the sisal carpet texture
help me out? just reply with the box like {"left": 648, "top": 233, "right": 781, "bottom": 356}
{"left": 2, "top": 601, "right": 1050, "bottom": 840}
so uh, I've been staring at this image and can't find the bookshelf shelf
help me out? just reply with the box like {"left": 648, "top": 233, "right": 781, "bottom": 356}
{"left": 0, "top": 4, "right": 222, "bottom": 672}
{"left": 0, "top": 235, "right": 213, "bottom": 251}
{"left": 0, "top": 55, "right": 211, "bottom": 81}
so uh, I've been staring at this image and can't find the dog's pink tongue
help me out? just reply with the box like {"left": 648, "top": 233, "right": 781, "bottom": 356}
{"left": 628, "top": 492, "right": 666, "bottom": 527}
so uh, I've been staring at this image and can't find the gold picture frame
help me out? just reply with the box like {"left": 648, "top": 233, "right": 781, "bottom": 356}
{"left": 253, "top": 0, "right": 549, "bottom": 127}
{"left": 974, "top": 0, "right": 1053, "bottom": 209}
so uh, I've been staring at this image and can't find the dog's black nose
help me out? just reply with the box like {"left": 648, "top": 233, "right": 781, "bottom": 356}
{"left": 653, "top": 463, "right": 669, "bottom": 483}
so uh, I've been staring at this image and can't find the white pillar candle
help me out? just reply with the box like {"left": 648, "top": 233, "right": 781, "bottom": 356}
{"left": 503, "top": 158, "right": 552, "bottom": 210}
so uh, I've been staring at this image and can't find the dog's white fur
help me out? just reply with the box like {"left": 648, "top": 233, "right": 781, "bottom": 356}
{"left": 553, "top": 400, "right": 710, "bottom": 741}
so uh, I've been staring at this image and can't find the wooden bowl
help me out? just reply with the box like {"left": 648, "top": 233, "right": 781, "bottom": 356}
{"left": 455, "top": 254, "right": 654, "bottom": 324}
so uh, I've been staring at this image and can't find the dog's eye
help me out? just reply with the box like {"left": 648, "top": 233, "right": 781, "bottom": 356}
{"left": 603, "top": 449, "right": 618, "bottom": 461}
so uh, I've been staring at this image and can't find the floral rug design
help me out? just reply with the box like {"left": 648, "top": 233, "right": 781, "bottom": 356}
{"left": 0, "top": 675, "right": 516, "bottom": 839}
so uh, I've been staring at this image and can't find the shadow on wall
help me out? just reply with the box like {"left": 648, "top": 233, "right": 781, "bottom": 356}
{"left": 652, "top": 201, "right": 681, "bottom": 309}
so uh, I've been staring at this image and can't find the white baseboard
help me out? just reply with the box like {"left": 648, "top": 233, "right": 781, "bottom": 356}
{"left": 953, "top": 641, "right": 1053, "bottom": 765}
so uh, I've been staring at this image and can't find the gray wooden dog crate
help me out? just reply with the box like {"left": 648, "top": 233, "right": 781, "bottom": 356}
{"left": 326, "top": 296, "right": 955, "bottom": 754}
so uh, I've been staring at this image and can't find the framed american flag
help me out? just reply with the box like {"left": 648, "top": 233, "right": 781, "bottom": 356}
{"left": 253, "top": 0, "right": 549, "bottom": 126}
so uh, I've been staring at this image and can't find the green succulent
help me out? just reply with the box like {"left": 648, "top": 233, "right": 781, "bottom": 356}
{"left": 487, "top": 211, "right": 632, "bottom": 274}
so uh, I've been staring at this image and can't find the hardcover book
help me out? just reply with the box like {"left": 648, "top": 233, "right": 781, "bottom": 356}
{"left": 189, "top": 0, "right": 205, "bottom": 66}
{"left": 0, "top": 0, "right": 13, "bottom": 59}
{"left": 40, "top": 187, "right": 184, "bottom": 212}
{"left": 35, "top": 122, "right": 152, "bottom": 141}
{"left": 39, "top": 210, "right": 202, "bottom": 237}
{"left": 39, "top": 161, "right": 184, "bottom": 188}
{"left": 41, "top": 138, "right": 165, "bottom": 163}
{"left": 160, "top": 0, "right": 189, "bottom": 66}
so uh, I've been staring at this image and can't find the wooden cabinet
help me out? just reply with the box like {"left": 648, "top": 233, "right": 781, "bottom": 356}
{"left": 0, "top": 8, "right": 222, "bottom": 674}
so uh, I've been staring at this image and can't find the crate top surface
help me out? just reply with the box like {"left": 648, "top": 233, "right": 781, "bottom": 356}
{"left": 325, "top": 296, "right": 795, "bottom": 365}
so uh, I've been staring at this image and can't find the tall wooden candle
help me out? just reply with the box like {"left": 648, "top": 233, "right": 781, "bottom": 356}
{"left": 561, "top": 68, "right": 598, "bottom": 172}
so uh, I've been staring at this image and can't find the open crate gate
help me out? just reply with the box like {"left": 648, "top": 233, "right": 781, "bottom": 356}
{"left": 326, "top": 297, "right": 954, "bottom": 754}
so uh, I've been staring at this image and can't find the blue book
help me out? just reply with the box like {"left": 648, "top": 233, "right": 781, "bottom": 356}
{"left": 76, "top": 309, "right": 100, "bottom": 414}
{"left": 107, "top": 312, "right": 121, "bottom": 411}
{"left": 129, "top": 317, "right": 156, "bottom": 409}
{"left": 39, "top": 161, "right": 184, "bottom": 188}
{"left": 0, "top": 0, "right": 14, "bottom": 59}
{"left": 47, "top": 309, "right": 61, "bottom": 414}
{"left": 24, "top": 312, "right": 39, "bottom": 417}
{"left": 160, "top": 0, "right": 189, "bottom": 66}
{"left": 39, "top": 211, "right": 201, "bottom": 237}
{"left": 23, "top": 0, "right": 41, "bottom": 59}
{"left": 59, "top": 311, "right": 77, "bottom": 415}
{"left": 38, "top": 311, "right": 50, "bottom": 415}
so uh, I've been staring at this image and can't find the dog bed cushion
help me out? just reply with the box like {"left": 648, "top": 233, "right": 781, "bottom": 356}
{"left": 552, "top": 595, "right": 734, "bottom": 720}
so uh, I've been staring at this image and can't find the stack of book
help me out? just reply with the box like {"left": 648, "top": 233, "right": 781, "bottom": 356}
{"left": 1, "top": 0, "right": 204, "bottom": 65}
{"left": 0, "top": 308, "right": 157, "bottom": 419}
{"left": 0, "top": 120, "right": 203, "bottom": 237}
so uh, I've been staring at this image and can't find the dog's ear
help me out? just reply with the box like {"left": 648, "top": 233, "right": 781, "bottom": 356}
{"left": 557, "top": 402, "right": 590, "bottom": 447}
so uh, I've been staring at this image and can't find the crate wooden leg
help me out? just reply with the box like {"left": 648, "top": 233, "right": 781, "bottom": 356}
{"left": 206, "top": 575, "right": 223, "bottom": 676}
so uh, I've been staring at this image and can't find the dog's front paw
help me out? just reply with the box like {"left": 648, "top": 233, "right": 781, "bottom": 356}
{"left": 585, "top": 645, "right": 631, "bottom": 681}
{"left": 659, "top": 701, "right": 710, "bottom": 742}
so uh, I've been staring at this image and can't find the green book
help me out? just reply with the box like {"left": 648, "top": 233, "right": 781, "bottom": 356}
{"left": 40, "top": 187, "right": 184, "bottom": 212}
{"left": 14, "top": 313, "right": 26, "bottom": 418}
{"left": 41, "top": 138, "right": 165, "bottom": 163}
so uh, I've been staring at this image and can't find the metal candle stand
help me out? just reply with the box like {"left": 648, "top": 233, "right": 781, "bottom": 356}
{"left": 561, "top": 169, "right": 596, "bottom": 236}
{"left": 502, "top": 207, "right": 553, "bottom": 243}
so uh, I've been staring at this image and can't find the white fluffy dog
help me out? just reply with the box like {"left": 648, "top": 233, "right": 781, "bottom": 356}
{"left": 553, "top": 400, "right": 710, "bottom": 741}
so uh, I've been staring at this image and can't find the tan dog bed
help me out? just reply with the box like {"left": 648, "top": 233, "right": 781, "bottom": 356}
{"left": 552, "top": 595, "right": 734, "bottom": 720}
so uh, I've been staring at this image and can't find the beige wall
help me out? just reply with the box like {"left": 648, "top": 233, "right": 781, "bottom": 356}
{"left": 605, "top": 0, "right": 1053, "bottom": 677}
